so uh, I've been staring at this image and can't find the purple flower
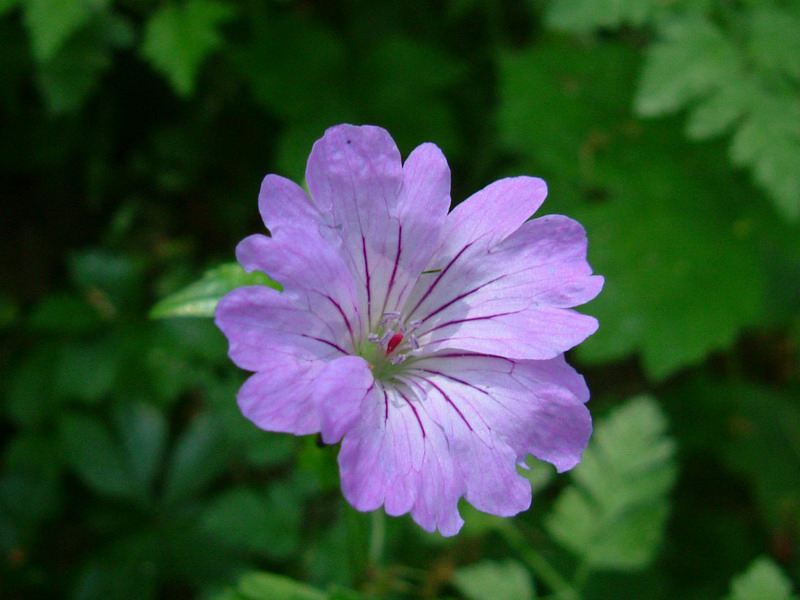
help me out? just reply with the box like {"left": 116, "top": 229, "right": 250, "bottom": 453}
{"left": 215, "top": 124, "right": 603, "bottom": 536}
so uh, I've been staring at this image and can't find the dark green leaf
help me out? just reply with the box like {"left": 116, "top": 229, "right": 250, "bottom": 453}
{"left": 163, "top": 412, "right": 229, "bottom": 503}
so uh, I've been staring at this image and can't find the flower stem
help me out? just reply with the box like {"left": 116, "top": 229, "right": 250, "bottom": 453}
{"left": 499, "top": 525, "right": 579, "bottom": 600}
{"left": 368, "top": 509, "right": 386, "bottom": 568}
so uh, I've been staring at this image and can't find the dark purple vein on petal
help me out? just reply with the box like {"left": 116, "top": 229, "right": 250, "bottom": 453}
{"left": 417, "top": 275, "right": 506, "bottom": 326}
{"left": 407, "top": 373, "right": 474, "bottom": 432}
{"left": 395, "top": 387, "right": 426, "bottom": 438}
{"left": 416, "top": 369, "right": 490, "bottom": 396}
{"left": 300, "top": 334, "right": 348, "bottom": 355}
{"left": 406, "top": 241, "right": 474, "bottom": 320}
{"left": 361, "top": 235, "right": 372, "bottom": 325}
{"left": 323, "top": 294, "right": 355, "bottom": 340}
{"left": 417, "top": 310, "right": 520, "bottom": 337}
{"left": 381, "top": 224, "right": 402, "bottom": 316}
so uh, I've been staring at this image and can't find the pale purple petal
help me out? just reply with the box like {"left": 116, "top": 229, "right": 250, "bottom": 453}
{"left": 338, "top": 383, "right": 465, "bottom": 536}
{"left": 431, "top": 176, "right": 548, "bottom": 263}
{"left": 258, "top": 174, "right": 321, "bottom": 235}
{"left": 215, "top": 286, "right": 348, "bottom": 371}
{"left": 237, "top": 354, "right": 325, "bottom": 435}
{"left": 406, "top": 352, "right": 592, "bottom": 472}
{"left": 405, "top": 214, "right": 603, "bottom": 359}
{"left": 314, "top": 356, "right": 374, "bottom": 444}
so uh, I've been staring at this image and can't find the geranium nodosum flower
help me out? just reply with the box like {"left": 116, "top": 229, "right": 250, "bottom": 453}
{"left": 215, "top": 124, "right": 603, "bottom": 536}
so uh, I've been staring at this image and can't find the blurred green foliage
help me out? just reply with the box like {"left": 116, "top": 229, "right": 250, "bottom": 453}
{"left": 1, "top": 1, "right": 799, "bottom": 599}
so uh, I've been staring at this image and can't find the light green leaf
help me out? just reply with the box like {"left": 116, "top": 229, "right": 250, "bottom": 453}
{"left": 729, "top": 92, "right": 800, "bottom": 219}
{"left": 23, "top": 0, "right": 104, "bottom": 61}
{"left": 151, "top": 263, "right": 280, "bottom": 319}
{"left": 141, "top": 0, "right": 236, "bottom": 96}
{"left": 546, "top": 397, "right": 677, "bottom": 570}
{"left": 545, "top": 0, "right": 659, "bottom": 33}
{"left": 724, "top": 556, "right": 797, "bottom": 600}
{"left": 213, "top": 572, "right": 326, "bottom": 600}
{"left": 453, "top": 560, "right": 535, "bottom": 600}
{"left": 635, "top": 13, "right": 800, "bottom": 218}
{"left": 635, "top": 15, "right": 741, "bottom": 117}
{"left": 747, "top": 7, "right": 800, "bottom": 81}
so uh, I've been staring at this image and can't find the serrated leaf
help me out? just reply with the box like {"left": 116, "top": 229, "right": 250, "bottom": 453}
{"left": 747, "top": 7, "right": 800, "bottom": 81}
{"left": 151, "top": 263, "right": 280, "bottom": 318}
{"left": 452, "top": 560, "right": 535, "bottom": 600}
{"left": 545, "top": 397, "right": 677, "bottom": 570}
{"left": 724, "top": 557, "right": 797, "bottom": 600}
{"left": 635, "top": 13, "right": 800, "bottom": 218}
{"left": 635, "top": 15, "right": 741, "bottom": 117}
{"left": 23, "top": 0, "right": 104, "bottom": 61}
{"left": 141, "top": 0, "right": 236, "bottom": 96}
{"left": 729, "top": 92, "right": 800, "bottom": 219}
{"left": 499, "top": 38, "right": 765, "bottom": 378}
{"left": 545, "top": 0, "right": 659, "bottom": 33}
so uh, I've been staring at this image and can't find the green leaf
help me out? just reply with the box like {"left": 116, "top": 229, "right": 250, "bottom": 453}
{"left": 201, "top": 482, "right": 303, "bottom": 559}
{"left": 499, "top": 38, "right": 766, "bottom": 378}
{"left": 452, "top": 560, "right": 535, "bottom": 600}
{"left": 635, "top": 13, "right": 800, "bottom": 218}
{"left": 635, "top": 15, "right": 741, "bottom": 118}
{"left": 23, "top": 0, "right": 104, "bottom": 62}
{"left": 724, "top": 556, "right": 797, "bottom": 600}
{"left": 113, "top": 402, "right": 168, "bottom": 497}
{"left": 213, "top": 572, "right": 326, "bottom": 600}
{"left": 747, "top": 7, "right": 800, "bottom": 81}
{"left": 35, "top": 28, "right": 111, "bottom": 113}
{"left": 141, "top": 0, "right": 236, "bottom": 96}
{"left": 545, "top": 396, "right": 677, "bottom": 570}
{"left": 59, "top": 413, "right": 133, "bottom": 499}
{"left": 151, "top": 263, "right": 280, "bottom": 319}
{"left": 545, "top": 0, "right": 660, "bottom": 33}
{"left": 729, "top": 91, "right": 800, "bottom": 219}
{"left": 163, "top": 412, "right": 229, "bottom": 503}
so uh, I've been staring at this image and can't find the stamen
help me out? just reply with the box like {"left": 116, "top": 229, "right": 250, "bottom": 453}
{"left": 386, "top": 332, "right": 404, "bottom": 354}
{"left": 380, "top": 329, "right": 395, "bottom": 346}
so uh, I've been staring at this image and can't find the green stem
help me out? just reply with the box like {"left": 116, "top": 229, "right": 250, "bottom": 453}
{"left": 368, "top": 509, "right": 386, "bottom": 568}
{"left": 499, "top": 525, "right": 579, "bottom": 600}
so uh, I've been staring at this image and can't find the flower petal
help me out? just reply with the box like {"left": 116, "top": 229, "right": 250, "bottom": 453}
{"left": 237, "top": 354, "right": 325, "bottom": 435}
{"left": 338, "top": 382, "right": 465, "bottom": 536}
{"left": 406, "top": 214, "right": 603, "bottom": 359}
{"left": 305, "top": 125, "right": 450, "bottom": 330}
{"left": 235, "top": 226, "right": 362, "bottom": 346}
{"left": 258, "top": 174, "right": 321, "bottom": 235}
{"left": 406, "top": 352, "right": 592, "bottom": 473}
{"left": 215, "top": 286, "right": 348, "bottom": 372}
{"left": 433, "top": 176, "right": 548, "bottom": 262}
{"left": 315, "top": 356, "right": 375, "bottom": 444}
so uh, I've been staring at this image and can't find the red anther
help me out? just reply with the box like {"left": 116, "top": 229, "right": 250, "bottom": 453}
{"left": 386, "top": 333, "right": 404, "bottom": 354}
